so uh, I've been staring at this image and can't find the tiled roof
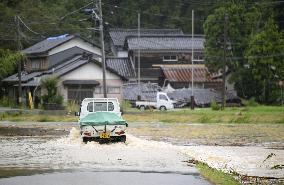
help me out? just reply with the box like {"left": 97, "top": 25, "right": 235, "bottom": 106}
{"left": 106, "top": 57, "right": 135, "bottom": 78}
{"left": 2, "top": 55, "right": 127, "bottom": 85}
{"left": 167, "top": 88, "right": 220, "bottom": 105}
{"left": 160, "top": 65, "right": 221, "bottom": 83}
{"left": 22, "top": 34, "right": 75, "bottom": 55}
{"left": 22, "top": 34, "right": 100, "bottom": 55}
{"left": 2, "top": 71, "right": 42, "bottom": 82}
{"left": 126, "top": 35, "right": 205, "bottom": 51}
{"left": 109, "top": 28, "right": 184, "bottom": 47}
{"left": 167, "top": 88, "right": 240, "bottom": 106}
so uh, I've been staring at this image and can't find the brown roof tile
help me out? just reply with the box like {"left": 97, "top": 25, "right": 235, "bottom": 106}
{"left": 160, "top": 65, "right": 221, "bottom": 83}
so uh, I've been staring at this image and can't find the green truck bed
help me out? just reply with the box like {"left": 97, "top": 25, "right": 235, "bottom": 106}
{"left": 79, "top": 112, "right": 128, "bottom": 126}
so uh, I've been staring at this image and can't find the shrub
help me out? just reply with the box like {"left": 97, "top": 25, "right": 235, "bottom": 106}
{"left": 66, "top": 100, "right": 79, "bottom": 113}
{"left": 0, "top": 96, "right": 16, "bottom": 107}
{"left": 211, "top": 100, "right": 221, "bottom": 110}
{"left": 243, "top": 97, "right": 259, "bottom": 107}
{"left": 0, "top": 112, "right": 8, "bottom": 120}
{"left": 40, "top": 76, "right": 63, "bottom": 105}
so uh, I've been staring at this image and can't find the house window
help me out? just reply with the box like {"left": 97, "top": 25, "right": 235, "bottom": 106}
{"left": 107, "top": 86, "right": 120, "bottom": 94}
{"left": 31, "top": 60, "right": 40, "bottom": 69}
{"left": 163, "top": 55, "right": 178, "bottom": 62}
{"left": 67, "top": 88, "right": 93, "bottom": 103}
{"left": 193, "top": 54, "right": 204, "bottom": 64}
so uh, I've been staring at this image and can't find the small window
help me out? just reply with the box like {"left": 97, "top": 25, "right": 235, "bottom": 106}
{"left": 87, "top": 102, "right": 114, "bottom": 112}
{"left": 163, "top": 55, "right": 178, "bottom": 62}
{"left": 31, "top": 60, "right": 40, "bottom": 69}
{"left": 193, "top": 53, "right": 204, "bottom": 64}
{"left": 107, "top": 87, "right": 120, "bottom": 94}
{"left": 159, "top": 94, "right": 168, "bottom": 101}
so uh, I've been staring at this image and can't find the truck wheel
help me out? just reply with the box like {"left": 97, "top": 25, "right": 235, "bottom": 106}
{"left": 159, "top": 106, "right": 167, "bottom": 111}
{"left": 82, "top": 137, "right": 88, "bottom": 144}
{"left": 120, "top": 135, "right": 126, "bottom": 143}
{"left": 140, "top": 106, "right": 145, "bottom": 111}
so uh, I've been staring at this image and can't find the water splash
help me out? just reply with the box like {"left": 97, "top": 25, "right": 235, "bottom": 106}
{"left": 0, "top": 128, "right": 193, "bottom": 174}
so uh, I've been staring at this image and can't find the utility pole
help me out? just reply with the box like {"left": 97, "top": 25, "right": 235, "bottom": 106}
{"left": 221, "top": 14, "right": 228, "bottom": 110}
{"left": 15, "top": 15, "right": 22, "bottom": 106}
{"left": 138, "top": 13, "right": 141, "bottom": 99}
{"left": 98, "top": 0, "right": 107, "bottom": 98}
{"left": 190, "top": 10, "right": 195, "bottom": 110}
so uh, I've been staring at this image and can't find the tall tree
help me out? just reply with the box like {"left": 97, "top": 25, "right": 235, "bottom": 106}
{"left": 245, "top": 19, "right": 284, "bottom": 103}
{"left": 203, "top": 2, "right": 261, "bottom": 73}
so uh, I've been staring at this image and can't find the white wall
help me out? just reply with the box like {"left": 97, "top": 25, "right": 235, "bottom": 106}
{"left": 117, "top": 51, "right": 128, "bottom": 58}
{"left": 49, "top": 37, "right": 102, "bottom": 57}
{"left": 57, "top": 62, "right": 123, "bottom": 102}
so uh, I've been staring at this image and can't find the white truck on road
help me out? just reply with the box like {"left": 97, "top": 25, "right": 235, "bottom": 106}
{"left": 76, "top": 98, "right": 128, "bottom": 143}
{"left": 135, "top": 92, "right": 175, "bottom": 111}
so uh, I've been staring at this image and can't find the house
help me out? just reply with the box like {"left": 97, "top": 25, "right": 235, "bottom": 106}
{"left": 108, "top": 28, "right": 220, "bottom": 89}
{"left": 2, "top": 34, "right": 134, "bottom": 104}
{"left": 23, "top": 34, "right": 102, "bottom": 72}
{"left": 109, "top": 28, "right": 184, "bottom": 57}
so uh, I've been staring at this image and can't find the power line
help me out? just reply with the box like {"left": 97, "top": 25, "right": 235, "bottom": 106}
{"left": 60, "top": 1, "right": 93, "bottom": 21}
{"left": 18, "top": 16, "right": 45, "bottom": 38}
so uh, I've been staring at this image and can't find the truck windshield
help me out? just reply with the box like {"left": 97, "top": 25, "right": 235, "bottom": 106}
{"left": 87, "top": 102, "right": 114, "bottom": 112}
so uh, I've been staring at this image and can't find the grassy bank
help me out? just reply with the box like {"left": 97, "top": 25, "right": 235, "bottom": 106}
{"left": 196, "top": 162, "right": 241, "bottom": 185}
{"left": 0, "top": 106, "right": 283, "bottom": 124}
{"left": 123, "top": 106, "right": 284, "bottom": 124}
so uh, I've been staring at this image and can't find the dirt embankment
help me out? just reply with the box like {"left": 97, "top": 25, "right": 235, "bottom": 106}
{"left": 0, "top": 122, "right": 73, "bottom": 137}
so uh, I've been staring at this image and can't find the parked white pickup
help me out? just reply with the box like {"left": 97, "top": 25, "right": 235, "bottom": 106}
{"left": 135, "top": 92, "right": 175, "bottom": 111}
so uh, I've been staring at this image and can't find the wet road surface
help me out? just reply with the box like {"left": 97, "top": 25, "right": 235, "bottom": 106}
{"left": 0, "top": 171, "right": 210, "bottom": 185}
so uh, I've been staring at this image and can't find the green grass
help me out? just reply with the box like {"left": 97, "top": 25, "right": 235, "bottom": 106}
{"left": 0, "top": 106, "right": 283, "bottom": 124}
{"left": 196, "top": 162, "right": 241, "bottom": 185}
{"left": 123, "top": 106, "right": 284, "bottom": 124}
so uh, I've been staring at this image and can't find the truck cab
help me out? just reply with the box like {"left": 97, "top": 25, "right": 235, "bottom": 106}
{"left": 79, "top": 98, "right": 121, "bottom": 120}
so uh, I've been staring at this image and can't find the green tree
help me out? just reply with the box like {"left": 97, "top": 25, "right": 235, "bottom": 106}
{"left": 245, "top": 19, "right": 284, "bottom": 103}
{"left": 0, "top": 49, "right": 23, "bottom": 81}
{"left": 203, "top": 2, "right": 260, "bottom": 73}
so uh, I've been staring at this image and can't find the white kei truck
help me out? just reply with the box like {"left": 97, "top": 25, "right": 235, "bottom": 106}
{"left": 76, "top": 98, "right": 128, "bottom": 143}
{"left": 135, "top": 92, "right": 175, "bottom": 111}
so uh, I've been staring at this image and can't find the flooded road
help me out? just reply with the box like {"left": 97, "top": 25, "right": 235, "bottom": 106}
{"left": 1, "top": 122, "right": 283, "bottom": 184}
{"left": 0, "top": 127, "right": 210, "bottom": 185}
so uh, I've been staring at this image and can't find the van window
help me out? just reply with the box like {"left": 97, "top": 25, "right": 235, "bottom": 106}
{"left": 87, "top": 102, "right": 114, "bottom": 112}
{"left": 159, "top": 94, "right": 168, "bottom": 101}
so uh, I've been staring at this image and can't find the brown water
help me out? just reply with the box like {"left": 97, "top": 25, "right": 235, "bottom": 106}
{"left": 0, "top": 127, "right": 211, "bottom": 185}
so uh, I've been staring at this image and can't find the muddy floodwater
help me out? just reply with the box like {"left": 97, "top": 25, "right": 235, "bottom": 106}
{"left": 0, "top": 126, "right": 210, "bottom": 185}
{"left": 0, "top": 122, "right": 284, "bottom": 184}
